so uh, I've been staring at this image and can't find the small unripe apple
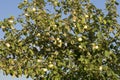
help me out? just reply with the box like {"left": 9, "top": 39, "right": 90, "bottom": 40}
{"left": 58, "top": 40, "right": 62, "bottom": 43}
{"left": 95, "top": 45, "right": 99, "bottom": 49}
{"left": 25, "top": 13, "right": 29, "bottom": 16}
{"left": 1, "top": 26, "right": 5, "bottom": 29}
{"left": 78, "top": 37, "right": 82, "bottom": 41}
{"left": 6, "top": 43, "right": 10, "bottom": 47}
{"left": 48, "top": 64, "right": 54, "bottom": 68}
{"left": 54, "top": 25, "right": 57, "bottom": 28}
{"left": 32, "top": 7, "right": 36, "bottom": 11}
{"left": 93, "top": 45, "right": 99, "bottom": 49}
{"left": 37, "top": 59, "right": 42, "bottom": 62}
{"left": 24, "top": 0, "right": 27, "bottom": 2}
{"left": 36, "top": 33, "right": 40, "bottom": 36}
{"left": 84, "top": 25, "right": 88, "bottom": 29}
{"left": 43, "top": 68, "right": 47, "bottom": 72}
{"left": 99, "top": 66, "right": 102, "bottom": 71}
{"left": 8, "top": 20, "right": 13, "bottom": 23}
{"left": 85, "top": 15, "right": 89, "bottom": 18}
{"left": 78, "top": 45, "right": 82, "bottom": 49}
{"left": 57, "top": 38, "right": 60, "bottom": 41}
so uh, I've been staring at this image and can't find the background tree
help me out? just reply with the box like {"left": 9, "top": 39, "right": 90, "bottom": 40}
{"left": 0, "top": 0, "right": 120, "bottom": 79}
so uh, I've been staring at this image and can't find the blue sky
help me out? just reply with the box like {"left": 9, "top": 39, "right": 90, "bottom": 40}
{"left": 0, "top": 0, "right": 119, "bottom": 80}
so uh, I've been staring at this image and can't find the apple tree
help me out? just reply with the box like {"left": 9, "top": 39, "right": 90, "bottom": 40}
{"left": 0, "top": 0, "right": 120, "bottom": 79}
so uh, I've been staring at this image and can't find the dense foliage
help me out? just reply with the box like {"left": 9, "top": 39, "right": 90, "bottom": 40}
{"left": 0, "top": 0, "right": 120, "bottom": 79}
